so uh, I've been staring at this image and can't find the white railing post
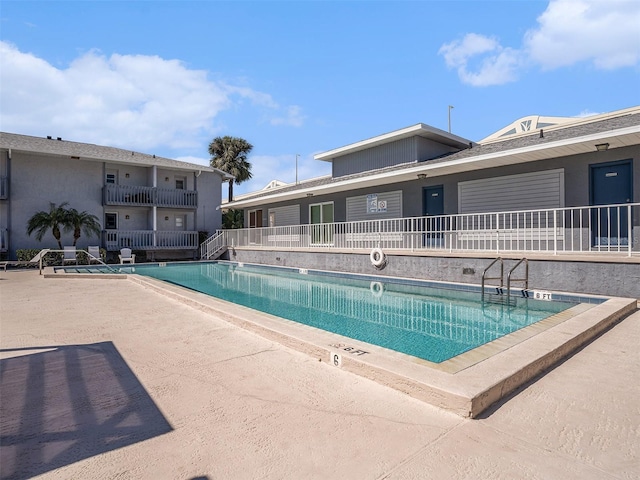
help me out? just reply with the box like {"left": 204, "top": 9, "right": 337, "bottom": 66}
{"left": 628, "top": 205, "right": 632, "bottom": 257}
{"left": 553, "top": 209, "right": 557, "bottom": 255}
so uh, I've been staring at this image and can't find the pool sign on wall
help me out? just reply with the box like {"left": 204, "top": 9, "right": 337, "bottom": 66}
{"left": 533, "top": 290, "right": 553, "bottom": 301}
{"left": 367, "top": 194, "right": 387, "bottom": 213}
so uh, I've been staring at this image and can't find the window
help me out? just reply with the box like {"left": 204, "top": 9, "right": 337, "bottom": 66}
{"left": 175, "top": 178, "right": 185, "bottom": 190}
{"left": 309, "top": 202, "right": 334, "bottom": 245}
{"left": 248, "top": 209, "right": 263, "bottom": 244}
{"left": 175, "top": 217, "right": 183, "bottom": 228}
{"left": 105, "top": 213, "right": 117, "bottom": 229}
{"left": 106, "top": 173, "right": 116, "bottom": 184}
{"left": 248, "top": 209, "right": 263, "bottom": 228}
{"left": 310, "top": 202, "right": 333, "bottom": 224}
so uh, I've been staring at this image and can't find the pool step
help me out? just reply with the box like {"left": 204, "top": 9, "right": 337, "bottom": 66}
{"left": 484, "top": 293, "right": 517, "bottom": 307}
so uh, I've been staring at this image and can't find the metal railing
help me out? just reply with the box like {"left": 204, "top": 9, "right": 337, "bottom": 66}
{"left": 210, "top": 203, "right": 639, "bottom": 257}
{"left": 104, "top": 230, "right": 199, "bottom": 251}
{"left": 103, "top": 184, "right": 197, "bottom": 208}
{"left": 201, "top": 230, "right": 227, "bottom": 259}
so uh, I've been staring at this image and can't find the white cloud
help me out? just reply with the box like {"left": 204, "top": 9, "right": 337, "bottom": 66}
{"left": 269, "top": 105, "right": 306, "bottom": 127}
{"left": 575, "top": 110, "right": 601, "bottom": 117}
{"left": 439, "top": 34, "right": 522, "bottom": 87}
{"left": 0, "top": 41, "right": 306, "bottom": 154}
{"left": 525, "top": 0, "right": 640, "bottom": 70}
{"left": 223, "top": 85, "right": 279, "bottom": 109}
{"left": 224, "top": 85, "right": 307, "bottom": 127}
{"left": 440, "top": 0, "right": 640, "bottom": 86}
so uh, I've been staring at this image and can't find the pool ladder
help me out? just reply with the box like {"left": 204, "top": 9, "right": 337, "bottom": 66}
{"left": 481, "top": 257, "right": 529, "bottom": 306}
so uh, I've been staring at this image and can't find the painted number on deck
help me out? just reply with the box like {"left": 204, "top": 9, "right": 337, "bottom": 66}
{"left": 331, "top": 352, "right": 342, "bottom": 367}
{"left": 329, "top": 343, "right": 369, "bottom": 367}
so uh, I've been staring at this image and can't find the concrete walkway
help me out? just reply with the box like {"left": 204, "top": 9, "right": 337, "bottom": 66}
{"left": 0, "top": 270, "right": 638, "bottom": 480}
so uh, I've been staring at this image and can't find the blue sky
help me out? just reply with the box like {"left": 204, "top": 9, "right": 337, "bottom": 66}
{"left": 1, "top": 0, "right": 639, "bottom": 198}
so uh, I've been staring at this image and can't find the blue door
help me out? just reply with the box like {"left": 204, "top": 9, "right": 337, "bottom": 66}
{"left": 422, "top": 185, "right": 444, "bottom": 247}
{"left": 590, "top": 160, "right": 633, "bottom": 247}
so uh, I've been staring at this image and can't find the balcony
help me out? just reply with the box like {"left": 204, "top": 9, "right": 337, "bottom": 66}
{"left": 104, "top": 184, "right": 197, "bottom": 208}
{"left": 104, "top": 230, "right": 199, "bottom": 251}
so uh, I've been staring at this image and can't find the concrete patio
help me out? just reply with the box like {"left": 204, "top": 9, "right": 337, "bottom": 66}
{"left": 0, "top": 269, "right": 638, "bottom": 479}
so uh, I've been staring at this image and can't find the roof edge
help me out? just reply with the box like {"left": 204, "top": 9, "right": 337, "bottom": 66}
{"left": 314, "top": 123, "right": 472, "bottom": 162}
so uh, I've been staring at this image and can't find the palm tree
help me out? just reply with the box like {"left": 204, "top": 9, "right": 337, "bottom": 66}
{"left": 222, "top": 209, "right": 244, "bottom": 229}
{"left": 208, "top": 136, "right": 253, "bottom": 202}
{"left": 26, "top": 202, "right": 70, "bottom": 249}
{"left": 66, "top": 208, "right": 102, "bottom": 246}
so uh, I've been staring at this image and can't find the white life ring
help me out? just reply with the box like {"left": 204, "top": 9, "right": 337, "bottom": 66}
{"left": 370, "top": 281, "right": 384, "bottom": 298}
{"left": 370, "top": 248, "right": 386, "bottom": 268}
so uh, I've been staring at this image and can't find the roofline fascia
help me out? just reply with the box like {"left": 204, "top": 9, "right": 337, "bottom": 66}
{"left": 226, "top": 124, "right": 640, "bottom": 209}
{"left": 0, "top": 141, "right": 224, "bottom": 175}
{"left": 314, "top": 123, "right": 472, "bottom": 162}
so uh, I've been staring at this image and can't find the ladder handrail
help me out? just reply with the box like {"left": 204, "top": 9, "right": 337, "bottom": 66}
{"left": 481, "top": 257, "right": 503, "bottom": 301}
{"left": 506, "top": 258, "right": 529, "bottom": 305}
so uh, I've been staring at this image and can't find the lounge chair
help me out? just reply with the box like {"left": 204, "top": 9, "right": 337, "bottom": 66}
{"left": 1, "top": 249, "right": 51, "bottom": 272}
{"left": 87, "top": 246, "right": 101, "bottom": 264}
{"left": 119, "top": 248, "right": 136, "bottom": 264}
{"left": 63, "top": 246, "right": 78, "bottom": 265}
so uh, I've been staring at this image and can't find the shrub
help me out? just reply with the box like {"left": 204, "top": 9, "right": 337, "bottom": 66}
{"left": 15, "top": 249, "right": 62, "bottom": 266}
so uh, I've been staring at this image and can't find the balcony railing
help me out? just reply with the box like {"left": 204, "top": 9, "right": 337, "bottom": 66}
{"left": 104, "top": 184, "right": 197, "bottom": 208}
{"left": 204, "top": 203, "right": 639, "bottom": 258}
{"left": 104, "top": 230, "right": 199, "bottom": 251}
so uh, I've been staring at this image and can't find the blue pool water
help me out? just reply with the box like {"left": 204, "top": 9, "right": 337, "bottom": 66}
{"left": 65, "top": 262, "right": 578, "bottom": 363}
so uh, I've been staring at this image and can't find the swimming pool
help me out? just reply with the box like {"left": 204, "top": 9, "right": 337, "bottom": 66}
{"left": 78, "top": 261, "right": 579, "bottom": 363}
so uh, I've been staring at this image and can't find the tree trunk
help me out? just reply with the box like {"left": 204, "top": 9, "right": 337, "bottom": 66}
{"left": 53, "top": 226, "right": 62, "bottom": 249}
{"left": 228, "top": 179, "right": 234, "bottom": 203}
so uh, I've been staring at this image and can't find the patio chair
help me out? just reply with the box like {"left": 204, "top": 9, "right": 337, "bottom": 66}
{"left": 63, "top": 246, "right": 78, "bottom": 265}
{"left": 119, "top": 248, "right": 136, "bottom": 264}
{"left": 87, "top": 246, "right": 101, "bottom": 264}
{"left": 0, "top": 249, "right": 52, "bottom": 271}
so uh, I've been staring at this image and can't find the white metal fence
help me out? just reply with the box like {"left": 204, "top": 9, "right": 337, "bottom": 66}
{"left": 105, "top": 230, "right": 199, "bottom": 251}
{"left": 201, "top": 203, "right": 639, "bottom": 258}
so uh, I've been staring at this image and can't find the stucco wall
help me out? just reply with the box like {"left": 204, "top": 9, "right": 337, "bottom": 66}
{"left": 195, "top": 171, "right": 223, "bottom": 236}
{"left": 10, "top": 151, "right": 104, "bottom": 251}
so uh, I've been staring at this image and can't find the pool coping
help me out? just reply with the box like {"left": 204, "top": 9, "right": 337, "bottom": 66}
{"left": 95, "top": 271, "right": 636, "bottom": 418}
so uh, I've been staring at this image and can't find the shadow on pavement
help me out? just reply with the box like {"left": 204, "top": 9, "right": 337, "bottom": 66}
{"left": 0, "top": 341, "right": 172, "bottom": 480}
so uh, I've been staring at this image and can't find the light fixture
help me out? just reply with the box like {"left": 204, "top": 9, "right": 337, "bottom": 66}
{"left": 417, "top": 173, "right": 427, "bottom": 180}
{"left": 164, "top": 216, "right": 169, "bottom": 221}
{"left": 165, "top": 177, "right": 169, "bottom": 181}
{"left": 125, "top": 173, "right": 130, "bottom": 178}
{"left": 125, "top": 215, "right": 130, "bottom": 220}
{"left": 595, "top": 143, "right": 609, "bottom": 152}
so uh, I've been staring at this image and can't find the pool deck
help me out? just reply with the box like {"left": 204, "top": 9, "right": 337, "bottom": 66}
{"left": 1, "top": 269, "right": 639, "bottom": 479}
